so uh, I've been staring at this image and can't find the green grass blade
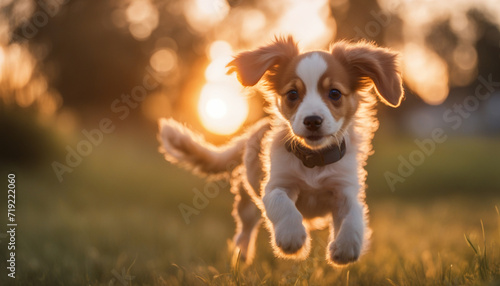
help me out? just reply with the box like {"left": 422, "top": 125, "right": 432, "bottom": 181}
{"left": 465, "top": 234, "right": 479, "bottom": 255}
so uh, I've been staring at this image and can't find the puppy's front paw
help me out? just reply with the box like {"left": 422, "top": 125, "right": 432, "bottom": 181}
{"left": 274, "top": 221, "right": 307, "bottom": 254}
{"left": 328, "top": 235, "right": 361, "bottom": 265}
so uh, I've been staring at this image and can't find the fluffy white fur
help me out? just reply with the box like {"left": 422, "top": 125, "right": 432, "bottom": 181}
{"left": 158, "top": 36, "right": 403, "bottom": 266}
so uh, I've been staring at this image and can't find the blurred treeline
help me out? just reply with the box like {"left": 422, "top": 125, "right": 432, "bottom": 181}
{"left": 1, "top": 0, "right": 500, "bottom": 168}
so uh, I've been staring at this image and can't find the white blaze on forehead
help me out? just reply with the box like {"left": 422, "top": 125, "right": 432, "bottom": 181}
{"left": 295, "top": 53, "right": 328, "bottom": 118}
{"left": 296, "top": 53, "right": 327, "bottom": 92}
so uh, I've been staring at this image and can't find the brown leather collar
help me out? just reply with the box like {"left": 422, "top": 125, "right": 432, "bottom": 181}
{"left": 285, "top": 138, "right": 346, "bottom": 168}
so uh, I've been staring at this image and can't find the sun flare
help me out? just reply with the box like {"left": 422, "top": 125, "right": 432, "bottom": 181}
{"left": 205, "top": 97, "right": 227, "bottom": 119}
{"left": 198, "top": 82, "right": 248, "bottom": 135}
{"left": 198, "top": 41, "right": 249, "bottom": 135}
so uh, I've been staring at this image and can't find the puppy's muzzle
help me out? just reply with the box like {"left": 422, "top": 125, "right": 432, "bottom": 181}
{"left": 303, "top": 116, "right": 323, "bottom": 131}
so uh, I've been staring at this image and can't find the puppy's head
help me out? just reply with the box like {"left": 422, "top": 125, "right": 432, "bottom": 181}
{"left": 227, "top": 36, "right": 404, "bottom": 149}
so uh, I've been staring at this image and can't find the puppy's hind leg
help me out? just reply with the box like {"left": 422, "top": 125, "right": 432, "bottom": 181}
{"left": 232, "top": 182, "right": 261, "bottom": 264}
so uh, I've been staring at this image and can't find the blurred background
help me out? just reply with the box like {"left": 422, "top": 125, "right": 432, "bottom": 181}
{"left": 0, "top": 0, "right": 499, "bottom": 284}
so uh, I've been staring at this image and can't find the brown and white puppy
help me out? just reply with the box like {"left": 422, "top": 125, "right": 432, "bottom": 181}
{"left": 158, "top": 36, "right": 403, "bottom": 266}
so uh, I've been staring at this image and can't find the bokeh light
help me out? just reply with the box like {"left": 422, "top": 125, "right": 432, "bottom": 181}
{"left": 125, "top": 0, "right": 158, "bottom": 40}
{"left": 0, "top": 37, "right": 60, "bottom": 120}
{"left": 275, "top": 0, "right": 335, "bottom": 49}
{"left": 403, "top": 43, "right": 449, "bottom": 105}
{"left": 241, "top": 9, "right": 267, "bottom": 38}
{"left": 150, "top": 49, "right": 177, "bottom": 73}
{"left": 183, "top": 0, "right": 229, "bottom": 33}
{"left": 8, "top": 44, "right": 34, "bottom": 89}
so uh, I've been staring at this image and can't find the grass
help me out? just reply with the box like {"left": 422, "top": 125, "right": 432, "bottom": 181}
{"left": 1, "top": 129, "right": 500, "bottom": 285}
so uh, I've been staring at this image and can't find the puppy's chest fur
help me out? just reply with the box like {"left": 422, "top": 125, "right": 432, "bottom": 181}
{"left": 270, "top": 143, "right": 357, "bottom": 191}
{"left": 245, "top": 125, "right": 360, "bottom": 219}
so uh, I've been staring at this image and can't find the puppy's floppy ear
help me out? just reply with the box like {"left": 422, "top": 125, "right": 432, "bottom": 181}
{"left": 227, "top": 35, "right": 299, "bottom": 86}
{"left": 332, "top": 41, "right": 404, "bottom": 107}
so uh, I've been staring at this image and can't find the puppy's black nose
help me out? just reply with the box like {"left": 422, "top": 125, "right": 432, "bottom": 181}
{"left": 303, "top": 116, "right": 323, "bottom": 131}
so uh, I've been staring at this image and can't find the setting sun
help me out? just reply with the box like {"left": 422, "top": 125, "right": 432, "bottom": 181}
{"left": 198, "top": 41, "right": 249, "bottom": 135}
{"left": 205, "top": 97, "right": 227, "bottom": 119}
{"left": 198, "top": 82, "right": 248, "bottom": 135}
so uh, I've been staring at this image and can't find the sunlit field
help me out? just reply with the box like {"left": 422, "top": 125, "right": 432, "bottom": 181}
{"left": 2, "top": 129, "right": 499, "bottom": 285}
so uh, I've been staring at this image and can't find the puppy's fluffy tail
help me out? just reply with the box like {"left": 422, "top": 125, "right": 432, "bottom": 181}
{"left": 158, "top": 118, "right": 269, "bottom": 177}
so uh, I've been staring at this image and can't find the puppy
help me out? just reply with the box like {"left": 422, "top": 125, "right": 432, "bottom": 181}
{"left": 158, "top": 36, "right": 403, "bottom": 266}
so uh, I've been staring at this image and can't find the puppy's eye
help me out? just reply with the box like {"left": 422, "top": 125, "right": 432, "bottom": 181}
{"left": 328, "top": 89, "right": 342, "bottom": 101}
{"left": 286, "top": 90, "right": 299, "bottom": 102}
